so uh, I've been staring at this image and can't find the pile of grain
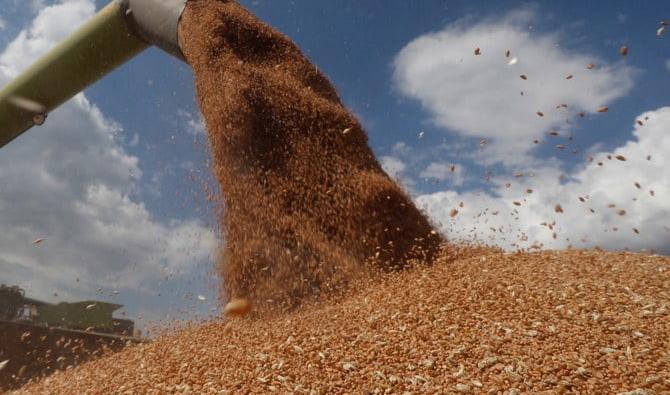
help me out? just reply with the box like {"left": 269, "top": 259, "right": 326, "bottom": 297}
{"left": 15, "top": 2, "right": 670, "bottom": 393}
{"left": 17, "top": 249, "right": 670, "bottom": 393}
{"left": 179, "top": 0, "right": 440, "bottom": 311}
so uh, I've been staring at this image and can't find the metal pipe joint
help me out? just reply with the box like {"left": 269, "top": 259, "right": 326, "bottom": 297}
{"left": 122, "top": 0, "right": 187, "bottom": 60}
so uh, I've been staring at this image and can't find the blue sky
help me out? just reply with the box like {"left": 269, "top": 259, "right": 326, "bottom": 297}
{"left": 0, "top": 0, "right": 668, "bottom": 333}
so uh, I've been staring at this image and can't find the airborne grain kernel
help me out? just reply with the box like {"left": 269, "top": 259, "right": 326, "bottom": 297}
{"left": 224, "top": 298, "right": 252, "bottom": 317}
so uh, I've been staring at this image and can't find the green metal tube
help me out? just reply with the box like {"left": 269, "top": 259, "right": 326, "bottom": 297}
{"left": 0, "top": 0, "right": 149, "bottom": 149}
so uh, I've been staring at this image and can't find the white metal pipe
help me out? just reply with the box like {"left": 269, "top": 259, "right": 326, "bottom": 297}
{"left": 123, "top": 0, "right": 188, "bottom": 60}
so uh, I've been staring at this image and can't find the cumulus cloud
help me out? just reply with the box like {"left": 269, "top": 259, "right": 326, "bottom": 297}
{"left": 177, "top": 109, "right": 206, "bottom": 136}
{"left": 393, "top": 8, "right": 636, "bottom": 164}
{"left": 0, "top": 0, "right": 95, "bottom": 77}
{"left": 420, "top": 162, "right": 465, "bottom": 186}
{"left": 417, "top": 107, "right": 670, "bottom": 254}
{"left": 379, "top": 148, "right": 420, "bottom": 193}
{"left": 380, "top": 155, "right": 406, "bottom": 179}
{"left": 0, "top": 0, "right": 217, "bottom": 320}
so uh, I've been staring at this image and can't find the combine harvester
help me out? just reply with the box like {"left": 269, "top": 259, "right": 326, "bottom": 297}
{"left": 0, "top": 0, "right": 190, "bottom": 389}
{"left": 0, "top": 284, "right": 135, "bottom": 336}
{"left": 0, "top": 284, "right": 142, "bottom": 391}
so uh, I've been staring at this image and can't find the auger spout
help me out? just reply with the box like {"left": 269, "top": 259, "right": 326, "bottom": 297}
{"left": 0, "top": 0, "right": 187, "bottom": 149}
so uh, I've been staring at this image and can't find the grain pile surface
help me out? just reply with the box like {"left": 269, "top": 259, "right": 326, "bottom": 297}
{"left": 178, "top": 0, "right": 441, "bottom": 310}
{"left": 16, "top": 1, "right": 670, "bottom": 393}
{"left": 17, "top": 249, "right": 670, "bottom": 394}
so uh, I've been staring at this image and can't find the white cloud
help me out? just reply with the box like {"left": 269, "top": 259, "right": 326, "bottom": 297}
{"left": 0, "top": 0, "right": 95, "bottom": 77}
{"left": 128, "top": 132, "right": 140, "bottom": 147}
{"left": 380, "top": 155, "right": 406, "bottom": 178}
{"left": 177, "top": 109, "right": 206, "bottom": 136}
{"left": 0, "top": 17, "right": 6, "bottom": 30}
{"left": 31, "top": 0, "right": 47, "bottom": 11}
{"left": 0, "top": 0, "right": 217, "bottom": 319}
{"left": 393, "top": 8, "right": 636, "bottom": 164}
{"left": 417, "top": 107, "right": 670, "bottom": 254}
{"left": 391, "top": 141, "right": 412, "bottom": 157}
{"left": 420, "top": 162, "right": 465, "bottom": 186}
{"left": 380, "top": 154, "right": 421, "bottom": 195}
